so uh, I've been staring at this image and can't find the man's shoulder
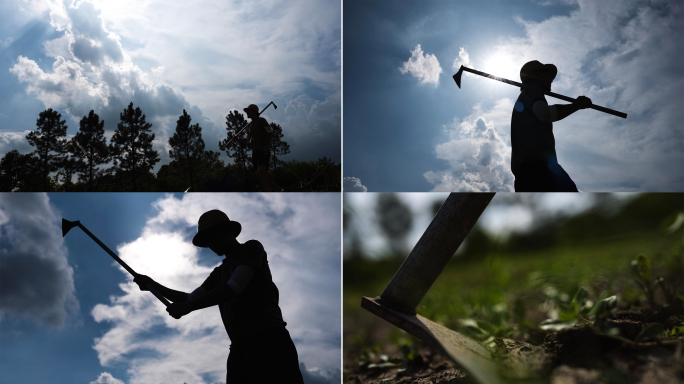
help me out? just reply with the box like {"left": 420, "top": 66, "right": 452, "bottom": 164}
{"left": 242, "top": 239, "right": 265, "bottom": 254}
{"left": 238, "top": 240, "right": 266, "bottom": 269}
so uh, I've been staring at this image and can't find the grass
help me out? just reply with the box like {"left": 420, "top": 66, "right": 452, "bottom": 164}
{"left": 344, "top": 228, "right": 683, "bottom": 354}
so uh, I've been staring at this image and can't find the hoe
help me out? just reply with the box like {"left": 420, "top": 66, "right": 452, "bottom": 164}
{"left": 62, "top": 218, "right": 170, "bottom": 306}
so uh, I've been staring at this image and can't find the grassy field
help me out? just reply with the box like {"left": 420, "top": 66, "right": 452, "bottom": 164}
{"left": 343, "top": 227, "right": 683, "bottom": 383}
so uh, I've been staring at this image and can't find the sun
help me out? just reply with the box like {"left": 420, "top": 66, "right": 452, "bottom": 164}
{"left": 481, "top": 51, "right": 520, "bottom": 83}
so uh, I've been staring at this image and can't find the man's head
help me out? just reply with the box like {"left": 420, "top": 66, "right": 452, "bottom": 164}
{"left": 520, "top": 60, "right": 557, "bottom": 92}
{"left": 193, "top": 209, "right": 242, "bottom": 256}
{"left": 243, "top": 104, "right": 259, "bottom": 119}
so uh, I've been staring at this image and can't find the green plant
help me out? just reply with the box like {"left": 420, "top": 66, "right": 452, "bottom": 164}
{"left": 631, "top": 253, "right": 680, "bottom": 305}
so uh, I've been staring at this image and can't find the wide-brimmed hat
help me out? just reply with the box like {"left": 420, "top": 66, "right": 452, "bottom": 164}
{"left": 192, "top": 209, "right": 242, "bottom": 247}
{"left": 520, "top": 60, "right": 557, "bottom": 84}
{"left": 243, "top": 104, "right": 259, "bottom": 115}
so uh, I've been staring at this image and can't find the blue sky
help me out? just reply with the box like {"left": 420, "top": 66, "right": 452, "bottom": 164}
{"left": 0, "top": 193, "right": 341, "bottom": 384}
{"left": 0, "top": 0, "right": 340, "bottom": 169}
{"left": 343, "top": 0, "right": 683, "bottom": 192}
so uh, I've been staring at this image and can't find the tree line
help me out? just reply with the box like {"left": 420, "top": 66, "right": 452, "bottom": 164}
{"left": 0, "top": 102, "right": 340, "bottom": 192}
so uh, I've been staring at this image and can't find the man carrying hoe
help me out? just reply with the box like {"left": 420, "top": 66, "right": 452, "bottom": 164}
{"left": 134, "top": 209, "right": 304, "bottom": 383}
{"left": 511, "top": 60, "right": 592, "bottom": 192}
{"left": 236, "top": 104, "right": 283, "bottom": 192}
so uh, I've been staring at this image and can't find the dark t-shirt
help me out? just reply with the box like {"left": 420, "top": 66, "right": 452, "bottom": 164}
{"left": 248, "top": 117, "right": 270, "bottom": 151}
{"left": 201, "top": 240, "right": 286, "bottom": 343}
{"left": 510, "top": 84, "right": 557, "bottom": 174}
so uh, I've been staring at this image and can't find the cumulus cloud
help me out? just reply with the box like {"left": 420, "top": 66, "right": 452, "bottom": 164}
{"left": 452, "top": 46, "right": 473, "bottom": 71}
{"left": 90, "top": 194, "right": 340, "bottom": 384}
{"left": 425, "top": 99, "right": 515, "bottom": 192}
{"left": 277, "top": 92, "right": 341, "bottom": 162}
{"left": 300, "top": 362, "right": 341, "bottom": 384}
{"left": 89, "top": 372, "right": 125, "bottom": 384}
{"left": 7, "top": 0, "right": 341, "bottom": 165}
{"left": 424, "top": 0, "right": 683, "bottom": 191}
{"left": 343, "top": 177, "right": 367, "bottom": 192}
{"left": 480, "top": 0, "right": 683, "bottom": 191}
{"left": 399, "top": 44, "right": 442, "bottom": 86}
{"left": 0, "top": 193, "right": 78, "bottom": 327}
{"left": 8, "top": 1, "right": 216, "bottom": 166}
{"left": 0, "top": 130, "right": 34, "bottom": 155}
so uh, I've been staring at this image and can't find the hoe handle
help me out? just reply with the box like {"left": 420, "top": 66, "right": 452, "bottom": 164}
{"left": 545, "top": 91, "right": 627, "bottom": 119}
{"left": 457, "top": 66, "right": 627, "bottom": 118}
{"left": 76, "top": 223, "right": 171, "bottom": 307}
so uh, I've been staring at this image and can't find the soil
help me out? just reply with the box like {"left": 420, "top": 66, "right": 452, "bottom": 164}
{"left": 344, "top": 304, "right": 684, "bottom": 384}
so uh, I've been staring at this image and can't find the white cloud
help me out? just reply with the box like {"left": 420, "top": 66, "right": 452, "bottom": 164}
{"left": 90, "top": 193, "right": 340, "bottom": 384}
{"left": 9, "top": 0, "right": 341, "bottom": 164}
{"left": 452, "top": 46, "right": 473, "bottom": 71}
{"left": 477, "top": 0, "right": 683, "bottom": 191}
{"left": 276, "top": 92, "right": 341, "bottom": 161}
{"left": 90, "top": 372, "right": 125, "bottom": 384}
{"left": 399, "top": 44, "right": 442, "bottom": 86}
{"left": 0, "top": 130, "right": 34, "bottom": 155}
{"left": 0, "top": 193, "right": 79, "bottom": 327}
{"left": 425, "top": 99, "right": 515, "bottom": 192}
{"left": 9, "top": 1, "right": 190, "bottom": 166}
{"left": 343, "top": 177, "right": 367, "bottom": 192}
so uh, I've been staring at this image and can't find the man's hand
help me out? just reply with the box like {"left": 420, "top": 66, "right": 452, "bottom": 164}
{"left": 134, "top": 274, "right": 154, "bottom": 292}
{"left": 573, "top": 96, "right": 592, "bottom": 109}
{"left": 166, "top": 302, "right": 193, "bottom": 319}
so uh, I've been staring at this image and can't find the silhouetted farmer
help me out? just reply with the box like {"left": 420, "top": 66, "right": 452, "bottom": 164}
{"left": 236, "top": 104, "right": 283, "bottom": 192}
{"left": 511, "top": 60, "right": 592, "bottom": 191}
{"left": 134, "top": 209, "right": 303, "bottom": 383}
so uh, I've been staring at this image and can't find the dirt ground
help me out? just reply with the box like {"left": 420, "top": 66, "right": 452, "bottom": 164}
{"left": 344, "top": 304, "right": 684, "bottom": 384}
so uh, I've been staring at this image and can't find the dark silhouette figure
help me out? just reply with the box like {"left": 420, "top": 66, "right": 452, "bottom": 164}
{"left": 235, "top": 104, "right": 282, "bottom": 192}
{"left": 511, "top": 60, "right": 592, "bottom": 192}
{"left": 134, "top": 210, "right": 303, "bottom": 383}
{"left": 109, "top": 102, "right": 160, "bottom": 191}
{"left": 26, "top": 108, "right": 68, "bottom": 191}
{"left": 168, "top": 109, "right": 206, "bottom": 191}
{"left": 69, "top": 110, "right": 110, "bottom": 191}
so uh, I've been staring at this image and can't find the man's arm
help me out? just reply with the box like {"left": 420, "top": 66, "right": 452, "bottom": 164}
{"left": 552, "top": 96, "right": 592, "bottom": 122}
{"left": 189, "top": 284, "right": 238, "bottom": 311}
{"left": 166, "top": 266, "right": 255, "bottom": 319}
{"left": 166, "top": 283, "right": 237, "bottom": 319}
{"left": 134, "top": 275, "right": 188, "bottom": 303}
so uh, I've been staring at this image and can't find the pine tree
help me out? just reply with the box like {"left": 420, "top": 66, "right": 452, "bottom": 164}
{"left": 26, "top": 108, "right": 68, "bottom": 191}
{"left": 269, "top": 122, "right": 290, "bottom": 175}
{"left": 169, "top": 109, "right": 205, "bottom": 191}
{"left": 109, "top": 102, "right": 159, "bottom": 191}
{"left": 0, "top": 150, "right": 24, "bottom": 191}
{"left": 69, "top": 110, "right": 109, "bottom": 191}
{"left": 376, "top": 193, "right": 413, "bottom": 256}
{"left": 0, "top": 150, "right": 42, "bottom": 191}
{"left": 219, "top": 110, "right": 250, "bottom": 170}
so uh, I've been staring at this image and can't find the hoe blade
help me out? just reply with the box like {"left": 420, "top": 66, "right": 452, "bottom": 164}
{"left": 453, "top": 65, "right": 464, "bottom": 88}
{"left": 62, "top": 218, "right": 80, "bottom": 237}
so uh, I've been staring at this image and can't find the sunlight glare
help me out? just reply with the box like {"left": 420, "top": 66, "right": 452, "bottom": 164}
{"left": 481, "top": 51, "right": 520, "bottom": 84}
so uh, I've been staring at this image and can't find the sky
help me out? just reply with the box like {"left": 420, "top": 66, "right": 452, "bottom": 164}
{"left": 343, "top": 0, "right": 683, "bottom": 192}
{"left": 0, "top": 0, "right": 341, "bottom": 171}
{"left": 344, "top": 192, "right": 638, "bottom": 259}
{"left": 0, "top": 193, "right": 341, "bottom": 384}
